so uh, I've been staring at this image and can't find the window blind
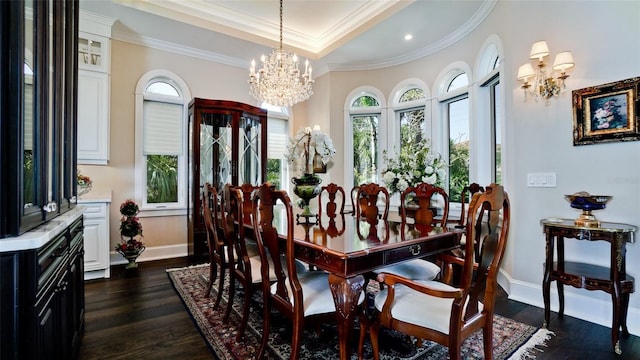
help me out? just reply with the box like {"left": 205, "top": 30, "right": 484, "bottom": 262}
{"left": 143, "top": 100, "right": 183, "bottom": 155}
{"left": 267, "top": 117, "right": 287, "bottom": 159}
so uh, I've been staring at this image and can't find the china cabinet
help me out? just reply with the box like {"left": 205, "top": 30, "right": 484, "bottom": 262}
{"left": 187, "top": 98, "right": 267, "bottom": 258}
{"left": 0, "top": 1, "right": 84, "bottom": 359}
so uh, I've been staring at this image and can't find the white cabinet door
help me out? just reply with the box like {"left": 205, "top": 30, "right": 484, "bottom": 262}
{"left": 78, "top": 70, "right": 110, "bottom": 165}
{"left": 82, "top": 202, "right": 110, "bottom": 279}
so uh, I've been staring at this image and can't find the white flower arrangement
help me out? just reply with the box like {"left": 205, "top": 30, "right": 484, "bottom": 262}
{"left": 285, "top": 127, "right": 336, "bottom": 175}
{"left": 382, "top": 137, "right": 447, "bottom": 195}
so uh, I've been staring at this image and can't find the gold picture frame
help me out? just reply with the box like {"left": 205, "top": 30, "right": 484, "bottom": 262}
{"left": 573, "top": 77, "right": 640, "bottom": 145}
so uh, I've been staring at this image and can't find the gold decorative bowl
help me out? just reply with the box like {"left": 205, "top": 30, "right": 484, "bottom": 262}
{"left": 564, "top": 192, "right": 611, "bottom": 227}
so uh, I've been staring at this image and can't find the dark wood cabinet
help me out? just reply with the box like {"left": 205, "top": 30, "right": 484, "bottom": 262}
{"left": 0, "top": 0, "right": 79, "bottom": 237}
{"left": 187, "top": 98, "right": 267, "bottom": 258}
{"left": 0, "top": 1, "right": 83, "bottom": 359}
{"left": 2, "top": 215, "right": 85, "bottom": 360}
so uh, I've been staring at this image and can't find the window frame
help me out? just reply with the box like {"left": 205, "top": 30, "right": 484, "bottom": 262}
{"left": 134, "top": 70, "right": 191, "bottom": 216}
{"left": 264, "top": 103, "right": 290, "bottom": 193}
{"left": 344, "top": 88, "right": 386, "bottom": 197}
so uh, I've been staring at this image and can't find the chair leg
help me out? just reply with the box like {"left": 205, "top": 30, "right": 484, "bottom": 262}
{"left": 213, "top": 264, "right": 226, "bottom": 311}
{"left": 224, "top": 269, "right": 235, "bottom": 322}
{"left": 204, "top": 261, "right": 218, "bottom": 298}
{"left": 483, "top": 322, "right": 494, "bottom": 360}
{"left": 369, "top": 322, "right": 381, "bottom": 360}
{"left": 357, "top": 313, "right": 369, "bottom": 360}
{"left": 236, "top": 281, "right": 252, "bottom": 341}
{"left": 256, "top": 291, "right": 271, "bottom": 360}
{"left": 290, "top": 319, "right": 304, "bottom": 360}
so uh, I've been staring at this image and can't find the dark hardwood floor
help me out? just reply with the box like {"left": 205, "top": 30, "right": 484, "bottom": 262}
{"left": 79, "top": 257, "right": 640, "bottom": 359}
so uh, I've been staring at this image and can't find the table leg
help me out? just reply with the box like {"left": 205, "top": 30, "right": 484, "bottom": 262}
{"left": 612, "top": 282, "right": 622, "bottom": 355}
{"left": 328, "top": 273, "right": 365, "bottom": 360}
{"left": 542, "top": 234, "right": 554, "bottom": 328}
{"left": 556, "top": 236, "right": 565, "bottom": 318}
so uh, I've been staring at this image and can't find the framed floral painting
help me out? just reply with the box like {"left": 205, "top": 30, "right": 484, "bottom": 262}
{"left": 572, "top": 77, "right": 640, "bottom": 145}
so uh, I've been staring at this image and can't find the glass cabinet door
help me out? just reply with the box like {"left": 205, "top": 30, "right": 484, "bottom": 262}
{"left": 200, "top": 112, "right": 233, "bottom": 191}
{"left": 238, "top": 114, "right": 263, "bottom": 185}
{"left": 23, "top": 0, "right": 38, "bottom": 218}
{"left": 0, "top": 0, "right": 78, "bottom": 237}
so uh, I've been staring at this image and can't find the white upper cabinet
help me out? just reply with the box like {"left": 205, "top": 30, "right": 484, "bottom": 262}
{"left": 77, "top": 12, "right": 114, "bottom": 165}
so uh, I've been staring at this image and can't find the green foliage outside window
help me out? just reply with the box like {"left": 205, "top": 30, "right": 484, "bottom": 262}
{"left": 353, "top": 116, "right": 378, "bottom": 185}
{"left": 147, "top": 154, "right": 178, "bottom": 203}
{"left": 448, "top": 137, "right": 469, "bottom": 203}
{"left": 267, "top": 158, "right": 281, "bottom": 189}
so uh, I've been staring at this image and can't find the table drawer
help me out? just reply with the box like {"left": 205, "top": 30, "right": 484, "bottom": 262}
{"left": 384, "top": 244, "right": 430, "bottom": 264}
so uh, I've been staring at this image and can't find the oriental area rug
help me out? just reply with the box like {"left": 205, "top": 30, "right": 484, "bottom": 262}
{"left": 167, "top": 264, "right": 553, "bottom": 360}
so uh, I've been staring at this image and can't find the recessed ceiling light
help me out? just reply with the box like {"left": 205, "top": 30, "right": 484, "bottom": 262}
{"left": 404, "top": 34, "right": 413, "bottom": 41}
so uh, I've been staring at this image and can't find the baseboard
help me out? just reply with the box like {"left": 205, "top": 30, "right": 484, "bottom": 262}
{"left": 506, "top": 276, "right": 640, "bottom": 337}
{"left": 110, "top": 243, "right": 189, "bottom": 265}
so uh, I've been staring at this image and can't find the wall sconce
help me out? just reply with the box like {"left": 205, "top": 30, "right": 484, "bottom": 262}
{"left": 517, "top": 40, "right": 575, "bottom": 103}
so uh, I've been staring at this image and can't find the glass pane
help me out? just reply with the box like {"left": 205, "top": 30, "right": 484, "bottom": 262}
{"left": 399, "top": 88, "right": 425, "bottom": 102}
{"left": 447, "top": 73, "right": 469, "bottom": 92}
{"left": 352, "top": 115, "right": 379, "bottom": 185}
{"left": 146, "top": 154, "right": 178, "bottom": 203}
{"left": 238, "top": 115, "right": 262, "bottom": 185}
{"left": 23, "top": 0, "right": 35, "bottom": 212}
{"left": 46, "top": 0, "right": 55, "bottom": 207}
{"left": 448, "top": 97, "right": 469, "bottom": 202}
{"left": 352, "top": 95, "right": 379, "bottom": 107}
{"left": 267, "top": 159, "right": 282, "bottom": 189}
{"left": 146, "top": 81, "right": 179, "bottom": 97}
{"left": 399, "top": 108, "right": 425, "bottom": 154}
{"left": 201, "top": 113, "right": 232, "bottom": 190}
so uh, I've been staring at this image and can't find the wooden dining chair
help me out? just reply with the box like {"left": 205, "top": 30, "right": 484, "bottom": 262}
{"left": 373, "top": 183, "right": 449, "bottom": 282}
{"left": 220, "top": 183, "right": 273, "bottom": 340}
{"left": 252, "top": 182, "right": 361, "bottom": 360}
{"left": 202, "top": 183, "right": 231, "bottom": 312}
{"left": 362, "top": 183, "right": 510, "bottom": 360}
{"left": 348, "top": 185, "right": 360, "bottom": 215}
{"left": 355, "top": 183, "right": 390, "bottom": 221}
{"left": 454, "top": 183, "right": 485, "bottom": 229}
{"left": 318, "top": 182, "right": 346, "bottom": 218}
{"left": 317, "top": 183, "right": 347, "bottom": 239}
{"left": 238, "top": 183, "right": 258, "bottom": 225}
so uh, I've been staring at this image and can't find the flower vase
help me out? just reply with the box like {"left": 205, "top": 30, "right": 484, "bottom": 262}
{"left": 119, "top": 246, "right": 145, "bottom": 269}
{"left": 291, "top": 173, "right": 322, "bottom": 223}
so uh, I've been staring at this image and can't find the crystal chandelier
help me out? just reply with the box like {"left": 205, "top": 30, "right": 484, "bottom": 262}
{"left": 517, "top": 40, "right": 575, "bottom": 104}
{"left": 248, "top": 0, "right": 313, "bottom": 107}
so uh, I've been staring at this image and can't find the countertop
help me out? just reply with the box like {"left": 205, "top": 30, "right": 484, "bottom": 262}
{"left": 0, "top": 206, "right": 84, "bottom": 252}
{"left": 78, "top": 188, "right": 112, "bottom": 203}
{"left": 0, "top": 188, "right": 112, "bottom": 252}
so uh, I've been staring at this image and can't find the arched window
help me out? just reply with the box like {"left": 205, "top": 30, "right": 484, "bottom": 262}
{"left": 134, "top": 70, "right": 191, "bottom": 215}
{"left": 345, "top": 89, "right": 385, "bottom": 188}
{"left": 396, "top": 87, "right": 427, "bottom": 154}
{"left": 476, "top": 37, "right": 504, "bottom": 185}
{"left": 438, "top": 68, "right": 470, "bottom": 203}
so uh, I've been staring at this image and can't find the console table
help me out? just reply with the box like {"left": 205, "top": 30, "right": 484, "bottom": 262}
{"left": 541, "top": 218, "right": 637, "bottom": 355}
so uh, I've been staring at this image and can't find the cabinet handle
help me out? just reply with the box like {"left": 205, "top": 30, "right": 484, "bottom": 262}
{"left": 42, "top": 202, "right": 57, "bottom": 213}
{"left": 51, "top": 245, "right": 67, "bottom": 258}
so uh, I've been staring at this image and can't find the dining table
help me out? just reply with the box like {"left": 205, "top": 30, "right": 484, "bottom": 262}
{"left": 274, "top": 210, "right": 464, "bottom": 360}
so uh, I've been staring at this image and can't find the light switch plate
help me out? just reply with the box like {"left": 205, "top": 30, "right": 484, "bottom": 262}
{"left": 527, "top": 172, "right": 557, "bottom": 187}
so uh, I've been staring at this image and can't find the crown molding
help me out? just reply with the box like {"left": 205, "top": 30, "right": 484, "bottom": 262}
{"left": 327, "top": 0, "right": 497, "bottom": 72}
{"left": 113, "top": 29, "right": 248, "bottom": 69}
